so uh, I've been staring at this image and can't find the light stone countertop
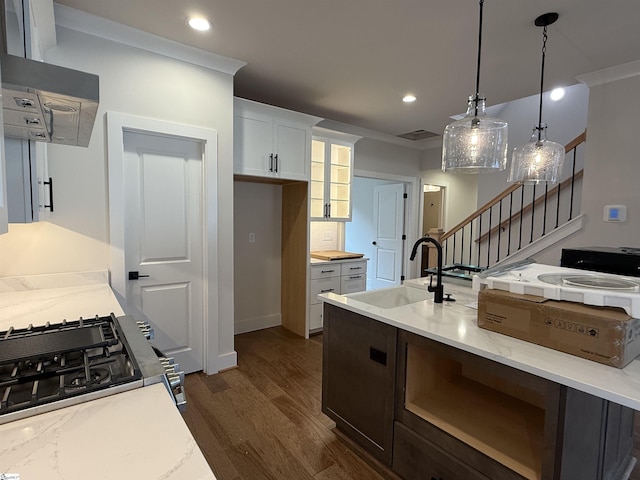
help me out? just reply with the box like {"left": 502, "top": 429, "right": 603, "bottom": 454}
{"left": 320, "top": 278, "right": 640, "bottom": 411}
{"left": 0, "top": 271, "right": 216, "bottom": 480}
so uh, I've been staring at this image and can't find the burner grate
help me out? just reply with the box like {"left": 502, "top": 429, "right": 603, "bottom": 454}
{"left": 0, "top": 314, "right": 142, "bottom": 417}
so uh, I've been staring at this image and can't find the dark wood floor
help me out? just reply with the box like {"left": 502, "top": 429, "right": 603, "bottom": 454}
{"left": 182, "top": 327, "right": 397, "bottom": 480}
{"left": 184, "top": 326, "right": 640, "bottom": 480}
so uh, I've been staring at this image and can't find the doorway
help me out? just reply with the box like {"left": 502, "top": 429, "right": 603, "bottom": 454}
{"left": 345, "top": 173, "right": 419, "bottom": 290}
{"left": 107, "top": 112, "right": 220, "bottom": 374}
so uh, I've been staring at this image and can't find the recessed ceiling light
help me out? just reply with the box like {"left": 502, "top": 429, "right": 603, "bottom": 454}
{"left": 188, "top": 16, "right": 212, "bottom": 31}
{"left": 403, "top": 94, "right": 417, "bottom": 103}
{"left": 550, "top": 87, "right": 565, "bottom": 101}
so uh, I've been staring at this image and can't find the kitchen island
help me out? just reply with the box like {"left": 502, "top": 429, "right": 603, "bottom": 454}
{"left": 0, "top": 271, "right": 216, "bottom": 480}
{"left": 320, "top": 279, "right": 640, "bottom": 480}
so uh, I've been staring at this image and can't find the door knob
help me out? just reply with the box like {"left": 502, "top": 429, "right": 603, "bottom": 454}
{"left": 372, "top": 241, "right": 377, "bottom": 245}
{"left": 128, "top": 271, "right": 150, "bottom": 280}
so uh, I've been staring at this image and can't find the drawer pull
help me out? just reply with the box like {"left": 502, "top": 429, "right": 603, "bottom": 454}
{"left": 349, "top": 266, "right": 362, "bottom": 270}
{"left": 320, "top": 288, "right": 335, "bottom": 293}
{"left": 369, "top": 347, "right": 387, "bottom": 366}
{"left": 321, "top": 269, "right": 336, "bottom": 273}
{"left": 349, "top": 275, "right": 363, "bottom": 279}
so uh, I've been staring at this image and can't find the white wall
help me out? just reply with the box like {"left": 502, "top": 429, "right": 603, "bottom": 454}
{"left": 476, "top": 84, "right": 589, "bottom": 205}
{"left": 234, "top": 182, "right": 282, "bottom": 333}
{"left": 420, "top": 148, "right": 478, "bottom": 231}
{"left": 0, "top": 22, "right": 238, "bottom": 372}
{"left": 354, "top": 138, "right": 421, "bottom": 175}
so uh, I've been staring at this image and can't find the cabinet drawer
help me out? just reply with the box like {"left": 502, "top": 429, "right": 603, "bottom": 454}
{"left": 309, "top": 303, "right": 323, "bottom": 330}
{"left": 310, "top": 276, "right": 341, "bottom": 304}
{"left": 393, "top": 422, "right": 490, "bottom": 480}
{"left": 310, "top": 264, "right": 341, "bottom": 280}
{"left": 341, "top": 261, "right": 367, "bottom": 276}
{"left": 341, "top": 274, "right": 366, "bottom": 294}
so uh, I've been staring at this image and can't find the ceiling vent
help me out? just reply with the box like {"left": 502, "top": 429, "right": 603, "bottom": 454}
{"left": 397, "top": 129, "right": 439, "bottom": 141}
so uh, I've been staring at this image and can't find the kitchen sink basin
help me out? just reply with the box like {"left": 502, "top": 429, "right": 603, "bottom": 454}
{"left": 345, "top": 286, "right": 431, "bottom": 309}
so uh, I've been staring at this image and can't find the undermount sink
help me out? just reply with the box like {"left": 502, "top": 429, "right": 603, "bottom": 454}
{"left": 345, "top": 286, "right": 431, "bottom": 309}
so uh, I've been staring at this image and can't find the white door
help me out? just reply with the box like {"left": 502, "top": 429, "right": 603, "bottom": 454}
{"left": 370, "top": 183, "right": 405, "bottom": 290}
{"left": 123, "top": 130, "right": 204, "bottom": 374}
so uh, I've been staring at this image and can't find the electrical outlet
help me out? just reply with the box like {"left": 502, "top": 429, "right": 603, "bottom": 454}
{"left": 249, "top": 233, "right": 255, "bottom": 243}
{"left": 323, "top": 231, "right": 334, "bottom": 241}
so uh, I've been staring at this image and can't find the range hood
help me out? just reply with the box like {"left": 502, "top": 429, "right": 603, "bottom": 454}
{"left": 1, "top": 53, "right": 99, "bottom": 147}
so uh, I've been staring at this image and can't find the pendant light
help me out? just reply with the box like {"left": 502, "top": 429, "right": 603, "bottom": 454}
{"left": 442, "top": 0, "right": 508, "bottom": 174}
{"left": 508, "top": 13, "right": 564, "bottom": 185}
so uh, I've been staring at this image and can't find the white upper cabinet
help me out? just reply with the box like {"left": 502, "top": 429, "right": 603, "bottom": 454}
{"left": 233, "top": 98, "right": 321, "bottom": 181}
{"left": 310, "top": 127, "right": 361, "bottom": 221}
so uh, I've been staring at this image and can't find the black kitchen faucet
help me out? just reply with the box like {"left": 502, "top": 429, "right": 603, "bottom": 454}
{"left": 409, "top": 236, "right": 444, "bottom": 303}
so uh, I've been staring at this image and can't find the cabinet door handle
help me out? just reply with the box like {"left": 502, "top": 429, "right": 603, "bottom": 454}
{"left": 269, "top": 153, "right": 274, "bottom": 172}
{"left": 349, "top": 275, "right": 362, "bottom": 279}
{"left": 327, "top": 203, "right": 331, "bottom": 218}
{"left": 274, "top": 153, "right": 278, "bottom": 172}
{"left": 369, "top": 347, "right": 387, "bottom": 366}
{"left": 43, "top": 177, "right": 54, "bottom": 212}
{"left": 321, "top": 269, "right": 336, "bottom": 273}
{"left": 320, "top": 288, "right": 335, "bottom": 293}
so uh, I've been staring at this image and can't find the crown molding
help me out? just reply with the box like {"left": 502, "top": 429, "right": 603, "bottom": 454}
{"left": 577, "top": 59, "right": 640, "bottom": 88}
{"left": 53, "top": 3, "right": 246, "bottom": 75}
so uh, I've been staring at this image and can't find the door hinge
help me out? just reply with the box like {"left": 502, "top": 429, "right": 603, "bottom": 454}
{"left": 401, "top": 275, "right": 405, "bottom": 281}
{"left": 403, "top": 193, "right": 408, "bottom": 199}
{"left": 402, "top": 234, "right": 406, "bottom": 240}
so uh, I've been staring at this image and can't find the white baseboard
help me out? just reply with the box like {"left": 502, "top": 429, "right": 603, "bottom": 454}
{"left": 234, "top": 313, "right": 282, "bottom": 335}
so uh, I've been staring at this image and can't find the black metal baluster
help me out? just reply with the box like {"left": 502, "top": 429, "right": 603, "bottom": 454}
{"left": 569, "top": 147, "right": 577, "bottom": 220}
{"left": 497, "top": 199, "right": 502, "bottom": 262}
{"left": 530, "top": 185, "right": 536, "bottom": 244}
{"left": 555, "top": 167, "right": 562, "bottom": 229}
{"left": 461, "top": 224, "right": 465, "bottom": 267}
{"left": 478, "top": 212, "right": 483, "bottom": 269}
{"left": 452, "top": 231, "right": 457, "bottom": 268}
{"left": 487, "top": 206, "right": 492, "bottom": 267}
{"left": 518, "top": 186, "right": 524, "bottom": 249}
{"left": 542, "top": 183, "right": 549, "bottom": 236}
{"left": 507, "top": 192, "right": 513, "bottom": 256}
{"left": 469, "top": 219, "right": 474, "bottom": 266}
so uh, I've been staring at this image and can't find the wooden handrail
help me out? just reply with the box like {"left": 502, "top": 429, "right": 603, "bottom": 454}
{"left": 475, "top": 169, "right": 584, "bottom": 244}
{"left": 440, "top": 130, "right": 586, "bottom": 243}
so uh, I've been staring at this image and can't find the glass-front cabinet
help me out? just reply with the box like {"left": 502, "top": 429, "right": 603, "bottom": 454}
{"left": 310, "top": 127, "right": 361, "bottom": 221}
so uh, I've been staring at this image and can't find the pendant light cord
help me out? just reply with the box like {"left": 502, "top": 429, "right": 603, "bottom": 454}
{"left": 474, "top": 0, "right": 485, "bottom": 117}
{"left": 537, "top": 25, "right": 548, "bottom": 141}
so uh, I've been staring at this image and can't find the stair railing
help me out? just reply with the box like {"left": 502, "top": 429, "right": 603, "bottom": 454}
{"left": 432, "top": 130, "right": 586, "bottom": 275}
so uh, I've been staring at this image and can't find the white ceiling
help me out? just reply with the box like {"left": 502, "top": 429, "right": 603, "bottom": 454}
{"left": 54, "top": 0, "right": 640, "bottom": 146}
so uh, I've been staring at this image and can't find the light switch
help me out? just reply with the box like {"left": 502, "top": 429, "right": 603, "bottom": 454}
{"left": 603, "top": 205, "right": 627, "bottom": 222}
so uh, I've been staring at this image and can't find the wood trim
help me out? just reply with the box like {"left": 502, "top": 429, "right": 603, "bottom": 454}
{"left": 281, "top": 181, "right": 308, "bottom": 336}
{"left": 441, "top": 130, "right": 586, "bottom": 243}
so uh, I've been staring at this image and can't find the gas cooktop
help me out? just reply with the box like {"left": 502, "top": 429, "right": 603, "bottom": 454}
{"left": 0, "top": 314, "right": 143, "bottom": 421}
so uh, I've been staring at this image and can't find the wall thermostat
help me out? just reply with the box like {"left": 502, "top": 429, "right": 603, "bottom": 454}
{"left": 603, "top": 205, "right": 627, "bottom": 222}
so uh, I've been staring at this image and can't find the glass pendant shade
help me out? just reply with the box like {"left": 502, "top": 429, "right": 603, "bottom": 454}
{"left": 508, "top": 126, "right": 564, "bottom": 184}
{"left": 442, "top": 96, "right": 508, "bottom": 173}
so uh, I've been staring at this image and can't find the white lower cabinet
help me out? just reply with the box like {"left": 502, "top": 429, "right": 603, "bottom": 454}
{"left": 309, "top": 259, "right": 367, "bottom": 331}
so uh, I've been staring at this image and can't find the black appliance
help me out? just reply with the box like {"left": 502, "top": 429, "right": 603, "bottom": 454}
{"left": 0, "top": 313, "right": 185, "bottom": 424}
{"left": 561, "top": 247, "right": 640, "bottom": 277}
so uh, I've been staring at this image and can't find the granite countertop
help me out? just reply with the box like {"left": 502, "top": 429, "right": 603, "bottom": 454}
{"left": 319, "top": 278, "right": 640, "bottom": 411}
{"left": 0, "top": 271, "right": 216, "bottom": 480}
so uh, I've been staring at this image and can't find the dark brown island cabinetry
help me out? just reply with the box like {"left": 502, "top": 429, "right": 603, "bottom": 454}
{"left": 322, "top": 303, "right": 635, "bottom": 480}
{"left": 322, "top": 303, "right": 397, "bottom": 465}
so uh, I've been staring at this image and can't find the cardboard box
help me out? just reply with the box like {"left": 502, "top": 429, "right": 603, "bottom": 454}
{"left": 477, "top": 288, "right": 640, "bottom": 368}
